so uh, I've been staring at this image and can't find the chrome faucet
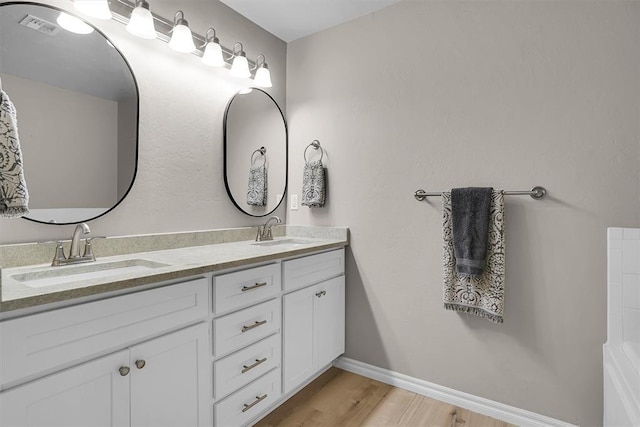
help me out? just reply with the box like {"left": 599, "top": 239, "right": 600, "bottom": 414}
{"left": 69, "top": 223, "right": 90, "bottom": 259}
{"left": 255, "top": 216, "right": 282, "bottom": 241}
{"left": 51, "top": 223, "right": 105, "bottom": 266}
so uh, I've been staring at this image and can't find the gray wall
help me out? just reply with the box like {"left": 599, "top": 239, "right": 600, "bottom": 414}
{"left": 286, "top": 1, "right": 640, "bottom": 425}
{"left": 117, "top": 96, "right": 137, "bottom": 200}
{"left": 0, "top": 0, "right": 286, "bottom": 243}
{"left": 3, "top": 73, "right": 118, "bottom": 209}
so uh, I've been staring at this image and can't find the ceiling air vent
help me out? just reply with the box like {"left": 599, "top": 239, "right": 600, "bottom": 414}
{"left": 19, "top": 14, "right": 61, "bottom": 36}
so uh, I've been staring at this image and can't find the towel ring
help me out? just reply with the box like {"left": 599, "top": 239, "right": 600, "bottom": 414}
{"left": 304, "top": 140, "right": 323, "bottom": 163}
{"left": 251, "top": 147, "right": 266, "bottom": 166}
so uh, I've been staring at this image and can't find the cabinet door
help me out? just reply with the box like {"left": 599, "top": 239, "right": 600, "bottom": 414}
{"left": 282, "top": 284, "right": 319, "bottom": 394}
{"left": 316, "top": 276, "right": 346, "bottom": 368}
{"left": 0, "top": 350, "right": 130, "bottom": 427}
{"left": 130, "top": 323, "right": 209, "bottom": 427}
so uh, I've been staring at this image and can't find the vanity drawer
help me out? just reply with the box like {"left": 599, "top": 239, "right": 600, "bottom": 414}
{"left": 213, "top": 299, "right": 280, "bottom": 357}
{"left": 0, "top": 278, "right": 208, "bottom": 388}
{"left": 214, "top": 368, "right": 281, "bottom": 427}
{"left": 283, "top": 249, "right": 345, "bottom": 292}
{"left": 213, "top": 263, "right": 280, "bottom": 315}
{"left": 214, "top": 333, "right": 281, "bottom": 400}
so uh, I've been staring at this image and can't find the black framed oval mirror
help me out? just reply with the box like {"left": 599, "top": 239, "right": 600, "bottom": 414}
{"left": 223, "top": 88, "right": 287, "bottom": 217}
{"left": 0, "top": 2, "right": 139, "bottom": 225}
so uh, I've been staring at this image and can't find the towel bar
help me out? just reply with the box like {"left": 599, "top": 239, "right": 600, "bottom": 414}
{"left": 414, "top": 186, "right": 546, "bottom": 201}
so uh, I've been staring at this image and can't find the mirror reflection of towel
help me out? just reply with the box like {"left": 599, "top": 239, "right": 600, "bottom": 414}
{"left": 302, "top": 160, "right": 325, "bottom": 207}
{"left": 247, "top": 164, "right": 267, "bottom": 206}
{"left": 0, "top": 90, "right": 29, "bottom": 217}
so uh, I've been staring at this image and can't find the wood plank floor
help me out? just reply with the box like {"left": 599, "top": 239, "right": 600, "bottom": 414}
{"left": 255, "top": 368, "right": 517, "bottom": 427}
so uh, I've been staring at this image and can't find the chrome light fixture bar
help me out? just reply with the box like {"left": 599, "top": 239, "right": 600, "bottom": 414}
{"left": 108, "top": 0, "right": 256, "bottom": 70}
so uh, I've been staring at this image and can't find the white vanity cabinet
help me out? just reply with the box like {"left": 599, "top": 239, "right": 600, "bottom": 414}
{"left": 0, "top": 278, "right": 211, "bottom": 427}
{"left": 282, "top": 250, "right": 345, "bottom": 395}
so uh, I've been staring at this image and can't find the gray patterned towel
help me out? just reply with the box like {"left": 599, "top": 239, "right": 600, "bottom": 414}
{"left": 451, "top": 187, "right": 493, "bottom": 278}
{"left": 443, "top": 190, "right": 505, "bottom": 324}
{"left": 301, "top": 160, "right": 325, "bottom": 207}
{"left": 247, "top": 164, "right": 267, "bottom": 206}
{"left": 0, "top": 90, "right": 29, "bottom": 217}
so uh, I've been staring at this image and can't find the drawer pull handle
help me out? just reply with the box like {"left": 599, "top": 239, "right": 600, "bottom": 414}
{"left": 242, "top": 320, "right": 267, "bottom": 333}
{"left": 315, "top": 290, "right": 327, "bottom": 298}
{"left": 135, "top": 360, "right": 146, "bottom": 369}
{"left": 242, "top": 394, "right": 268, "bottom": 413}
{"left": 242, "top": 282, "right": 267, "bottom": 292}
{"left": 119, "top": 366, "right": 130, "bottom": 376}
{"left": 242, "top": 357, "right": 268, "bottom": 374}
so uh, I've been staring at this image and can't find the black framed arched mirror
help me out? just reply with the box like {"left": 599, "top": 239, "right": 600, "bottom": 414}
{"left": 0, "top": 2, "right": 139, "bottom": 225}
{"left": 223, "top": 88, "right": 287, "bottom": 217}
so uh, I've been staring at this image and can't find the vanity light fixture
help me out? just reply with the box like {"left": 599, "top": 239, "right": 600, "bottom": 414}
{"left": 126, "top": 0, "right": 156, "bottom": 39}
{"left": 57, "top": 12, "right": 94, "bottom": 34}
{"left": 201, "top": 28, "right": 225, "bottom": 67}
{"left": 73, "top": 0, "right": 112, "bottom": 20}
{"left": 168, "top": 10, "right": 196, "bottom": 53}
{"left": 230, "top": 42, "right": 251, "bottom": 78}
{"left": 252, "top": 55, "right": 272, "bottom": 88}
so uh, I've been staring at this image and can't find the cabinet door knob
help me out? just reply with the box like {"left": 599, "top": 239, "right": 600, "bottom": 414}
{"left": 316, "top": 290, "right": 327, "bottom": 298}
{"left": 119, "top": 366, "right": 130, "bottom": 376}
{"left": 135, "top": 359, "right": 146, "bottom": 369}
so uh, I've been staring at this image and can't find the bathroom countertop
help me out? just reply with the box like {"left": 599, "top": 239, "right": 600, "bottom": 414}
{"left": 0, "top": 226, "right": 349, "bottom": 313}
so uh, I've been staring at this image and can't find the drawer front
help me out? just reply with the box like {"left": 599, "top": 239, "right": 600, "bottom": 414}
{"left": 0, "top": 278, "right": 208, "bottom": 388}
{"left": 214, "top": 368, "right": 281, "bottom": 427}
{"left": 283, "top": 249, "right": 345, "bottom": 292}
{"left": 214, "top": 334, "right": 281, "bottom": 400}
{"left": 213, "top": 299, "right": 280, "bottom": 357}
{"left": 213, "top": 263, "right": 280, "bottom": 315}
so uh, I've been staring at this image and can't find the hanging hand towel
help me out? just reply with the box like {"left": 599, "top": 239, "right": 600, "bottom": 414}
{"left": 451, "top": 187, "right": 493, "bottom": 278}
{"left": 443, "top": 190, "right": 505, "bottom": 324}
{"left": 301, "top": 160, "right": 325, "bottom": 207}
{"left": 247, "top": 164, "right": 267, "bottom": 206}
{"left": 0, "top": 90, "right": 29, "bottom": 217}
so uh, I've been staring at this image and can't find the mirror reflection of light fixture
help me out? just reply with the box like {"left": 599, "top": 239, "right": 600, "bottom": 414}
{"left": 126, "top": 0, "right": 156, "bottom": 39}
{"left": 252, "top": 54, "right": 272, "bottom": 88}
{"left": 230, "top": 42, "right": 251, "bottom": 78}
{"left": 168, "top": 10, "right": 196, "bottom": 53}
{"left": 201, "top": 28, "right": 225, "bottom": 67}
{"left": 73, "top": 0, "right": 112, "bottom": 20}
{"left": 57, "top": 12, "right": 94, "bottom": 34}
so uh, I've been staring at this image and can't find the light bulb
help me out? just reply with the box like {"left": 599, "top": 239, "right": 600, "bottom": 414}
{"left": 169, "top": 11, "right": 195, "bottom": 53}
{"left": 230, "top": 55, "right": 250, "bottom": 78}
{"left": 202, "top": 41, "right": 224, "bottom": 67}
{"left": 126, "top": 0, "right": 156, "bottom": 39}
{"left": 73, "top": 0, "right": 112, "bottom": 20}
{"left": 254, "top": 65, "right": 272, "bottom": 88}
{"left": 57, "top": 12, "right": 94, "bottom": 34}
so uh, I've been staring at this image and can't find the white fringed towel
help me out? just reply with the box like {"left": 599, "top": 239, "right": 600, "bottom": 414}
{"left": 443, "top": 190, "right": 505, "bottom": 323}
{"left": 0, "top": 90, "right": 29, "bottom": 217}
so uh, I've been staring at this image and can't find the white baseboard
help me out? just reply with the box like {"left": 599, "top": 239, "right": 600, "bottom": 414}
{"left": 333, "top": 357, "right": 577, "bottom": 427}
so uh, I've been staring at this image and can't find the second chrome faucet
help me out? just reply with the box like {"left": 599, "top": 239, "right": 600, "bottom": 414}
{"left": 255, "top": 216, "right": 282, "bottom": 241}
{"left": 51, "top": 223, "right": 105, "bottom": 266}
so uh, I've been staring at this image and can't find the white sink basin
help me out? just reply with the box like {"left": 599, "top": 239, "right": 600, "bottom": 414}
{"left": 11, "top": 259, "right": 170, "bottom": 288}
{"left": 251, "top": 238, "right": 315, "bottom": 249}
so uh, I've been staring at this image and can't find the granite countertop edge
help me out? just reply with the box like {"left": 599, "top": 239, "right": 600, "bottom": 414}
{"left": 1, "top": 230, "right": 348, "bottom": 313}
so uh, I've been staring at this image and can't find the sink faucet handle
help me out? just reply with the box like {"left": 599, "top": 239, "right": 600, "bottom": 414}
{"left": 255, "top": 226, "right": 264, "bottom": 242}
{"left": 51, "top": 241, "right": 67, "bottom": 266}
{"left": 83, "top": 236, "right": 106, "bottom": 260}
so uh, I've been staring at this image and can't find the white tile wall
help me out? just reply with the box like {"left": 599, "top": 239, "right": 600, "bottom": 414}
{"left": 609, "top": 228, "right": 640, "bottom": 345}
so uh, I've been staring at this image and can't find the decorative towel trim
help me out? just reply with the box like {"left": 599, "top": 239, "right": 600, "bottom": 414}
{"left": 0, "top": 90, "right": 29, "bottom": 217}
{"left": 443, "top": 191, "right": 505, "bottom": 324}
